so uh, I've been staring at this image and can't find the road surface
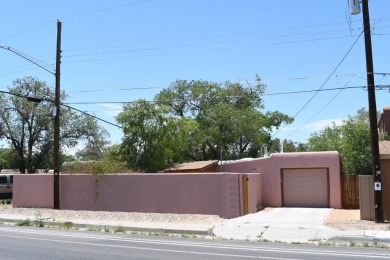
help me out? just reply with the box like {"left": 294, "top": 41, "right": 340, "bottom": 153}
{"left": 0, "top": 226, "right": 389, "bottom": 259}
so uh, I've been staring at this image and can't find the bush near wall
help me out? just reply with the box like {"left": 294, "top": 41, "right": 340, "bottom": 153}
{"left": 62, "top": 160, "right": 134, "bottom": 174}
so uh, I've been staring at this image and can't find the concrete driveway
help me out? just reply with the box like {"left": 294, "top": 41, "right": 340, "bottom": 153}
{"left": 213, "top": 207, "right": 333, "bottom": 242}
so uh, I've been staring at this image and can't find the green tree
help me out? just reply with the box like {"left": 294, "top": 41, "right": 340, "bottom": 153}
{"left": 155, "top": 77, "right": 293, "bottom": 160}
{"left": 307, "top": 108, "right": 386, "bottom": 175}
{"left": 0, "top": 148, "right": 19, "bottom": 170}
{"left": 269, "top": 139, "right": 308, "bottom": 153}
{"left": 0, "top": 76, "right": 108, "bottom": 173}
{"left": 118, "top": 76, "right": 293, "bottom": 172}
{"left": 117, "top": 99, "right": 194, "bottom": 172}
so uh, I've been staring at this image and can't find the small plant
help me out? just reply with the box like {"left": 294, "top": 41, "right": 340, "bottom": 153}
{"left": 86, "top": 227, "right": 94, "bottom": 231}
{"left": 34, "top": 210, "right": 45, "bottom": 227}
{"left": 114, "top": 225, "right": 126, "bottom": 233}
{"left": 103, "top": 225, "right": 110, "bottom": 233}
{"left": 362, "top": 241, "right": 369, "bottom": 247}
{"left": 180, "top": 233, "right": 190, "bottom": 238}
{"left": 17, "top": 219, "right": 32, "bottom": 226}
{"left": 349, "top": 241, "right": 357, "bottom": 247}
{"left": 319, "top": 241, "right": 334, "bottom": 246}
{"left": 59, "top": 221, "right": 74, "bottom": 229}
{"left": 375, "top": 243, "right": 389, "bottom": 249}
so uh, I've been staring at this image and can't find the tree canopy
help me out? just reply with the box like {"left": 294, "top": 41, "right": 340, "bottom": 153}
{"left": 117, "top": 76, "right": 293, "bottom": 172}
{"left": 307, "top": 108, "right": 387, "bottom": 175}
{"left": 0, "top": 76, "right": 109, "bottom": 173}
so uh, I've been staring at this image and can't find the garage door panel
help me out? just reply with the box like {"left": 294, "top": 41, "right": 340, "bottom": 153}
{"left": 283, "top": 169, "right": 329, "bottom": 208}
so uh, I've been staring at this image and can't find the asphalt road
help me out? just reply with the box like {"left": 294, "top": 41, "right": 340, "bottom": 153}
{"left": 0, "top": 226, "right": 390, "bottom": 260}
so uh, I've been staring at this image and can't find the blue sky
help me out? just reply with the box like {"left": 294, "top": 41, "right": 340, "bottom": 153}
{"left": 1, "top": 0, "right": 389, "bottom": 151}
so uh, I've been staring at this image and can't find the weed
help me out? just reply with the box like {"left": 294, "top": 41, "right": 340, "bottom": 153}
{"left": 319, "top": 241, "right": 334, "bottom": 246}
{"left": 0, "top": 200, "right": 11, "bottom": 205}
{"left": 375, "top": 243, "right": 389, "bottom": 249}
{"left": 34, "top": 210, "right": 45, "bottom": 227}
{"left": 362, "top": 241, "right": 370, "bottom": 247}
{"left": 114, "top": 225, "right": 126, "bottom": 233}
{"left": 102, "top": 225, "right": 110, "bottom": 232}
{"left": 17, "top": 219, "right": 32, "bottom": 226}
{"left": 59, "top": 221, "right": 74, "bottom": 229}
{"left": 349, "top": 241, "right": 357, "bottom": 247}
{"left": 180, "top": 233, "right": 190, "bottom": 238}
{"left": 86, "top": 227, "right": 94, "bottom": 232}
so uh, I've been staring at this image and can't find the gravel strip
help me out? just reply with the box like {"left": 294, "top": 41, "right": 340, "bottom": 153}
{"left": 0, "top": 205, "right": 225, "bottom": 226}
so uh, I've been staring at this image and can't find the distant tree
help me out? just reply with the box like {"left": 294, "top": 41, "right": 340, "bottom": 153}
{"left": 307, "top": 108, "right": 387, "bottom": 175}
{"left": 75, "top": 131, "right": 110, "bottom": 161}
{"left": 269, "top": 139, "right": 308, "bottom": 153}
{"left": 0, "top": 148, "right": 19, "bottom": 170}
{"left": 0, "top": 76, "right": 109, "bottom": 173}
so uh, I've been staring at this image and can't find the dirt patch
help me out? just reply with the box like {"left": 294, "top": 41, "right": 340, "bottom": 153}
{"left": 324, "top": 209, "right": 390, "bottom": 231}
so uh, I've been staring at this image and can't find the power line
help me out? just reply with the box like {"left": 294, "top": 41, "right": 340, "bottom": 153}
{"left": 59, "top": 0, "right": 154, "bottom": 20}
{"left": 0, "top": 1, "right": 154, "bottom": 42}
{"left": 63, "top": 85, "right": 366, "bottom": 105}
{"left": 283, "top": 75, "right": 357, "bottom": 139}
{"left": 68, "top": 86, "right": 161, "bottom": 94}
{"left": 272, "top": 30, "right": 364, "bottom": 138}
{"left": 61, "top": 104, "right": 122, "bottom": 129}
{"left": 0, "top": 46, "right": 55, "bottom": 75}
{"left": 0, "top": 90, "right": 122, "bottom": 129}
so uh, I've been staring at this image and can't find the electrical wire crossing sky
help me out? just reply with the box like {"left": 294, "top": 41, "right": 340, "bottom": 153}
{"left": 0, "top": 0, "right": 390, "bottom": 148}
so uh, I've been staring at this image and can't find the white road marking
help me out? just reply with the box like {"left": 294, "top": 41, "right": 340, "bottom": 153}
{"left": 0, "top": 226, "right": 389, "bottom": 259}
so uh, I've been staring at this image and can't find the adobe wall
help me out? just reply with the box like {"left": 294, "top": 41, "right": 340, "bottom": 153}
{"left": 13, "top": 174, "right": 54, "bottom": 208}
{"left": 381, "top": 159, "right": 390, "bottom": 221}
{"left": 13, "top": 172, "right": 262, "bottom": 218}
{"left": 223, "top": 152, "right": 342, "bottom": 208}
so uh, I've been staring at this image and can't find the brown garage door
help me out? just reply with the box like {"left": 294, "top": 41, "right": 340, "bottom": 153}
{"left": 282, "top": 168, "right": 329, "bottom": 208}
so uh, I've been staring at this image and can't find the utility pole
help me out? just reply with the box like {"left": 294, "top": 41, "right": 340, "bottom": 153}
{"left": 360, "top": 0, "right": 383, "bottom": 223}
{"left": 54, "top": 20, "right": 62, "bottom": 209}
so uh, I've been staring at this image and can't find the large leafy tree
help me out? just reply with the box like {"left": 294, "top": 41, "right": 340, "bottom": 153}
{"left": 155, "top": 76, "right": 293, "bottom": 160}
{"left": 307, "top": 108, "right": 386, "bottom": 175}
{"left": 0, "top": 76, "right": 108, "bottom": 173}
{"left": 117, "top": 99, "right": 196, "bottom": 172}
{"left": 118, "top": 76, "right": 293, "bottom": 172}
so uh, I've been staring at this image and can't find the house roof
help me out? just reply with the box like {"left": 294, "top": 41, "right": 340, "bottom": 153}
{"left": 163, "top": 160, "right": 219, "bottom": 172}
{"left": 379, "top": 141, "right": 390, "bottom": 159}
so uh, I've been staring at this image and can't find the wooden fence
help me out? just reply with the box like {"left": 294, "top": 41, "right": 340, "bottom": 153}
{"left": 340, "top": 174, "right": 359, "bottom": 209}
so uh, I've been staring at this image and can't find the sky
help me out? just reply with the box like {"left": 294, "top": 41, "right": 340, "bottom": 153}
{"left": 1, "top": 0, "right": 390, "bottom": 152}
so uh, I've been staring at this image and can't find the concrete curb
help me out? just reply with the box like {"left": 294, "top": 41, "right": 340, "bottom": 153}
{"left": 0, "top": 217, "right": 212, "bottom": 236}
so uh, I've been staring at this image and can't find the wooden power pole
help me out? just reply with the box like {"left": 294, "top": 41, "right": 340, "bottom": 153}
{"left": 54, "top": 20, "right": 61, "bottom": 209}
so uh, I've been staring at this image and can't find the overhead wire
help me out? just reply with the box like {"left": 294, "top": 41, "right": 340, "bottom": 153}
{"left": 271, "top": 30, "right": 364, "bottom": 138}
{"left": 283, "top": 75, "right": 357, "bottom": 139}
{"left": 63, "top": 85, "right": 366, "bottom": 105}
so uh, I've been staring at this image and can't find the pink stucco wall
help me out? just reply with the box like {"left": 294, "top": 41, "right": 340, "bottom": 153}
{"left": 13, "top": 174, "right": 54, "bottom": 208}
{"left": 13, "top": 172, "right": 262, "bottom": 218}
{"left": 246, "top": 173, "right": 262, "bottom": 212}
{"left": 224, "top": 152, "right": 341, "bottom": 208}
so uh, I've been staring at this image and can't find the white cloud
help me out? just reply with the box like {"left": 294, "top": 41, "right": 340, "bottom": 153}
{"left": 300, "top": 119, "right": 343, "bottom": 131}
{"left": 98, "top": 103, "right": 123, "bottom": 117}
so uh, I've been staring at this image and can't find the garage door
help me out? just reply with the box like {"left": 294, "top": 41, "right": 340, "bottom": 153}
{"left": 282, "top": 168, "right": 329, "bottom": 208}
